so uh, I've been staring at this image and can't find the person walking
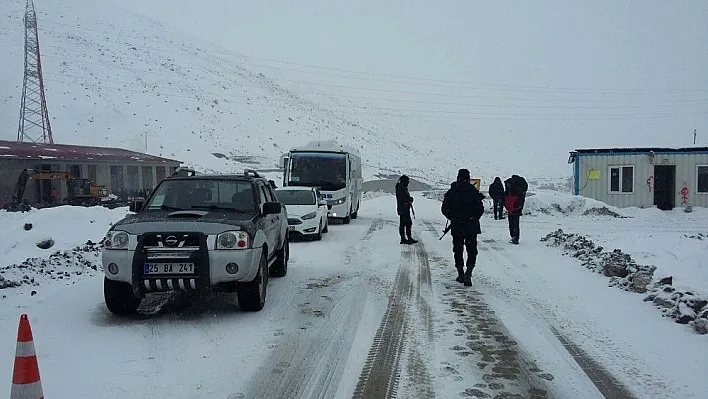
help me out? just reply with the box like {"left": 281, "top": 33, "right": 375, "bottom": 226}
{"left": 504, "top": 174, "right": 528, "bottom": 244}
{"left": 488, "top": 177, "right": 505, "bottom": 220}
{"left": 441, "top": 169, "right": 485, "bottom": 286}
{"left": 395, "top": 175, "right": 418, "bottom": 244}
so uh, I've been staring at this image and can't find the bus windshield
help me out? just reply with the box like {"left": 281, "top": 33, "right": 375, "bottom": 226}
{"left": 288, "top": 152, "right": 347, "bottom": 191}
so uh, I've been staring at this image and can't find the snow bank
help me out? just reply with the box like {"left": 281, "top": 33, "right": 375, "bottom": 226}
{"left": 0, "top": 242, "right": 102, "bottom": 294}
{"left": 421, "top": 189, "right": 626, "bottom": 219}
{"left": 523, "top": 191, "right": 625, "bottom": 218}
{"left": 0, "top": 206, "right": 130, "bottom": 294}
{"left": 542, "top": 229, "right": 708, "bottom": 335}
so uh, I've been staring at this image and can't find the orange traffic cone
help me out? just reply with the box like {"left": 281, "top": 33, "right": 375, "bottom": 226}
{"left": 11, "top": 314, "right": 43, "bottom": 399}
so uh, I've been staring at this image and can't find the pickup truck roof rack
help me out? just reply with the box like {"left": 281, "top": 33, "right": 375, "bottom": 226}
{"left": 170, "top": 167, "right": 197, "bottom": 177}
{"left": 243, "top": 169, "right": 261, "bottom": 178}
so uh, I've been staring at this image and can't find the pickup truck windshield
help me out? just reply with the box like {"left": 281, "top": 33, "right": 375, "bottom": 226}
{"left": 145, "top": 179, "right": 256, "bottom": 213}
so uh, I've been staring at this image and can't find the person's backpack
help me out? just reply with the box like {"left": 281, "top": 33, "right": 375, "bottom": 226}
{"left": 512, "top": 175, "right": 528, "bottom": 210}
{"left": 511, "top": 175, "right": 527, "bottom": 194}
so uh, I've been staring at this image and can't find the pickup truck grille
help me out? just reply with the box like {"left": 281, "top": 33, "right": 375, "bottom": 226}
{"left": 132, "top": 232, "right": 209, "bottom": 293}
{"left": 142, "top": 233, "right": 200, "bottom": 248}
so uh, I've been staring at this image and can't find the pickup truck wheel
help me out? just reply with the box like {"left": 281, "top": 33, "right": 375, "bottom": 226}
{"left": 104, "top": 277, "right": 141, "bottom": 315}
{"left": 270, "top": 238, "right": 289, "bottom": 277}
{"left": 238, "top": 253, "right": 268, "bottom": 311}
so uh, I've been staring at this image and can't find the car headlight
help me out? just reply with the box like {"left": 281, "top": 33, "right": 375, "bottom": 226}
{"left": 301, "top": 212, "right": 317, "bottom": 220}
{"left": 216, "top": 231, "right": 250, "bottom": 249}
{"left": 330, "top": 197, "right": 346, "bottom": 205}
{"left": 104, "top": 231, "right": 129, "bottom": 250}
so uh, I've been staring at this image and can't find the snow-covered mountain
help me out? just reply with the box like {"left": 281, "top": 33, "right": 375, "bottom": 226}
{"left": 1, "top": 0, "right": 705, "bottom": 188}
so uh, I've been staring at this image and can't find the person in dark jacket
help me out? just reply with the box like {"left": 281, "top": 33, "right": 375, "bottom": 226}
{"left": 441, "top": 169, "right": 485, "bottom": 286}
{"left": 395, "top": 175, "right": 418, "bottom": 244}
{"left": 488, "top": 177, "right": 505, "bottom": 220}
{"left": 504, "top": 174, "right": 528, "bottom": 244}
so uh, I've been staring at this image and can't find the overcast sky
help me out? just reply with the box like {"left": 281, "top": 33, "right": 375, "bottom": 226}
{"left": 110, "top": 0, "right": 708, "bottom": 153}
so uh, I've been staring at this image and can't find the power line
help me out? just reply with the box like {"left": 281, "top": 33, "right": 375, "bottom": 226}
{"left": 42, "top": 75, "right": 708, "bottom": 121}
{"left": 42, "top": 69, "right": 708, "bottom": 111}
{"left": 40, "top": 19, "right": 708, "bottom": 95}
{"left": 40, "top": 47, "right": 708, "bottom": 107}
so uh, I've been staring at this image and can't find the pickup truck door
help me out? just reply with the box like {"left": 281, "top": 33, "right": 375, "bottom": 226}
{"left": 257, "top": 183, "right": 277, "bottom": 258}
{"left": 264, "top": 184, "right": 284, "bottom": 249}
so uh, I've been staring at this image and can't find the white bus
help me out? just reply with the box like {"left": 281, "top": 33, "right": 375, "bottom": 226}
{"left": 280, "top": 141, "right": 362, "bottom": 224}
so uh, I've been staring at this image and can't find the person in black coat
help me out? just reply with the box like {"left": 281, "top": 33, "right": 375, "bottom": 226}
{"left": 395, "top": 175, "right": 418, "bottom": 244}
{"left": 441, "top": 169, "right": 485, "bottom": 286}
{"left": 488, "top": 177, "right": 505, "bottom": 220}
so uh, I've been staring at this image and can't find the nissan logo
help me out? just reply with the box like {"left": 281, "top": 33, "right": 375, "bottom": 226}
{"left": 164, "top": 236, "right": 179, "bottom": 246}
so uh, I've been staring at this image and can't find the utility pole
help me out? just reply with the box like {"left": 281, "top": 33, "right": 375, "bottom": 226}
{"left": 694, "top": 129, "right": 697, "bottom": 145}
{"left": 17, "top": 0, "right": 53, "bottom": 144}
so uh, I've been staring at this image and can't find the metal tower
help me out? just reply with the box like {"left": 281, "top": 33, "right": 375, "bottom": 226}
{"left": 17, "top": 0, "right": 53, "bottom": 144}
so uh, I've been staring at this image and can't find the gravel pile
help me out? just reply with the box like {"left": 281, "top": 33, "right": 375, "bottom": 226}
{"left": 0, "top": 240, "right": 103, "bottom": 292}
{"left": 542, "top": 229, "right": 708, "bottom": 335}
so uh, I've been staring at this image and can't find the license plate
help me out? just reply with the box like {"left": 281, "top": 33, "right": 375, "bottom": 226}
{"left": 143, "top": 263, "right": 195, "bottom": 275}
{"left": 288, "top": 226, "right": 295, "bottom": 231}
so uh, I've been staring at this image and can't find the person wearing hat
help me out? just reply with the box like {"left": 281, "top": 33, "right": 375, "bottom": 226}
{"left": 441, "top": 168, "right": 485, "bottom": 286}
{"left": 395, "top": 175, "right": 418, "bottom": 244}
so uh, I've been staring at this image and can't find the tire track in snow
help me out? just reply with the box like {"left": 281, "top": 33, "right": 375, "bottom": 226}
{"left": 353, "top": 247, "right": 412, "bottom": 399}
{"left": 414, "top": 243, "right": 434, "bottom": 344}
{"left": 354, "top": 239, "right": 438, "bottom": 399}
{"left": 476, "top": 238, "right": 640, "bottom": 398}
{"left": 421, "top": 222, "right": 556, "bottom": 398}
{"left": 440, "top": 287, "right": 553, "bottom": 398}
{"left": 423, "top": 220, "right": 442, "bottom": 238}
{"left": 550, "top": 327, "right": 636, "bottom": 399}
{"left": 241, "top": 218, "right": 382, "bottom": 399}
{"left": 244, "top": 283, "right": 367, "bottom": 399}
{"left": 406, "top": 242, "right": 436, "bottom": 398}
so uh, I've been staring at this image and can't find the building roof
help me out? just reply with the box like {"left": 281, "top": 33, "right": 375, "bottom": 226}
{"left": 571, "top": 147, "right": 708, "bottom": 155}
{"left": 0, "top": 140, "right": 181, "bottom": 164}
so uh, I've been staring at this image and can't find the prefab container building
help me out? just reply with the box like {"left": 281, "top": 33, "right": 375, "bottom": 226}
{"left": 0, "top": 139, "right": 181, "bottom": 206}
{"left": 569, "top": 147, "right": 708, "bottom": 210}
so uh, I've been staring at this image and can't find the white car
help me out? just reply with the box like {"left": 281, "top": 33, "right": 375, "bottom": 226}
{"left": 275, "top": 186, "right": 329, "bottom": 240}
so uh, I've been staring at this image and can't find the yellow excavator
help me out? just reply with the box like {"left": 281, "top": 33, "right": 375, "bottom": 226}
{"left": 9, "top": 169, "right": 108, "bottom": 209}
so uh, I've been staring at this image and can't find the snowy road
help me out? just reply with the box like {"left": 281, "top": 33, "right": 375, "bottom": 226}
{"left": 1, "top": 195, "right": 707, "bottom": 398}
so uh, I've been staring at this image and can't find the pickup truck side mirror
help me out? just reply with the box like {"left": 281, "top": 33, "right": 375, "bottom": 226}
{"left": 129, "top": 199, "right": 144, "bottom": 213}
{"left": 262, "top": 202, "right": 281, "bottom": 215}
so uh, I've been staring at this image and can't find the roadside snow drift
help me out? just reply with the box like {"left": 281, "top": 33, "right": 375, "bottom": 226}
{"left": 0, "top": 206, "right": 129, "bottom": 295}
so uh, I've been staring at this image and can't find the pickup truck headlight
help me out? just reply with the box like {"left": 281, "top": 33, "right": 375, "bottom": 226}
{"left": 329, "top": 197, "right": 346, "bottom": 206}
{"left": 301, "top": 212, "right": 317, "bottom": 220}
{"left": 104, "top": 231, "right": 129, "bottom": 250}
{"left": 217, "top": 231, "right": 250, "bottom": 249}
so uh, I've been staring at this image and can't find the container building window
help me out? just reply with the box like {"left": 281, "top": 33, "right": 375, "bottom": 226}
{"left": 609, "top": 166, "right": 634, "bottom": 193}
{"left": 698, "top": 166, "right": 708, "bottom": 193}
